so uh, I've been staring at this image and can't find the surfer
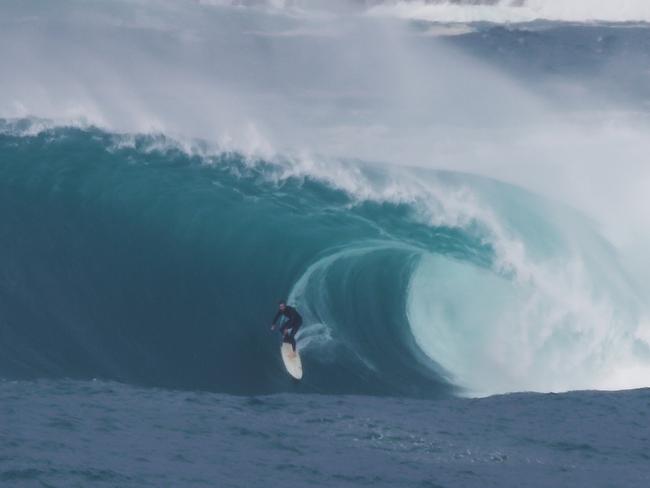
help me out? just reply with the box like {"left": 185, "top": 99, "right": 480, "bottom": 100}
{"left": 271, "top": 301, "right": 302, "bottom": 352}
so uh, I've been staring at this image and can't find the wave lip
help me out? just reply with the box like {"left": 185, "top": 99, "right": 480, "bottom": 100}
{"left": 406, "top": 177, "right": 650, "bottom": 397}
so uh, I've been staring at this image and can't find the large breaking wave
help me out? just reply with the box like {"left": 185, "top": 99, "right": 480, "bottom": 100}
{"left": 2, "top": 0, "right": 650, "bottom": 397}
{"left": 1, "top": 123, "right": 648, "bottom": 397}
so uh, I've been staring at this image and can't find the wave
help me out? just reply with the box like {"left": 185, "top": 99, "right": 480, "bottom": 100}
{"left": 368, "top": 1, "right": 650, "bottom": 24}
{"left": 1, "top": 121, "right": 648, "bottom": 397}
{"left": 198, "top": 1, "right": 650, "bottom": 24}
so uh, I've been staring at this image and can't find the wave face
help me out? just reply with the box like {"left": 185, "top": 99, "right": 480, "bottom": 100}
{"left": 0, "top": 125, "right": 451, "bottom": 396}
{"left": 1, "top": 123, "right": 648, "bottom": 396}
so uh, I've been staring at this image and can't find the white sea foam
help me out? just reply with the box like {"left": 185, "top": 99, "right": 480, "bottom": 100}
{"left": 369, "top": 1, "right": 650, "bottom": 24}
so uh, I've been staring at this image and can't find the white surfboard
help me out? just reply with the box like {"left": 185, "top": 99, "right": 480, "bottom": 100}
{"left": 281, "top": 342, "right": 303, "bottom": 380}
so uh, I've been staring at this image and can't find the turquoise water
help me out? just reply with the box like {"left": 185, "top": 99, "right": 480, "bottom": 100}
{"left": 0, "top": 125, "right": 462, "bottom": 396}
{"left": 0, "top": 124, "right": 646, "bottom": 397}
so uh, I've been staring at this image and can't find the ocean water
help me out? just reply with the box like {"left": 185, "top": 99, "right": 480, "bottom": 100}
{"left": 2, "top": 1, "right": 650, "bottom": 487}
{"left": 2, "top": 380, "right": 649, "bottom": 488}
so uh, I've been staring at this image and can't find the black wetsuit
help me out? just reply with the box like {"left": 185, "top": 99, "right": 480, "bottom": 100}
{"left": 272, "top": 306, "right": 303, "bottom": 351}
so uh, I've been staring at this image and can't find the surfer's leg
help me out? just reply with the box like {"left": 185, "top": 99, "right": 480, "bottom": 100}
{"left": 288, "top": 321, "right": 301, "bottom": 351}
{"left": 281, "top": 325, "right": 295, "bottom": 351}
{"left": 286, "top": 327, "right": 296, "bottom": 351}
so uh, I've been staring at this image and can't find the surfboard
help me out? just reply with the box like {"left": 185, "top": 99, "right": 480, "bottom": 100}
{"left": 281, "top": 342, "right": 303, "bottom": 380}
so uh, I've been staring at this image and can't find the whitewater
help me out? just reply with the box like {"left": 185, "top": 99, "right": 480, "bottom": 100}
{"left": 369, "top": 0, "right": 650, "bottom": 24}
{"left": 1, "top": 1, "right": 650, "bottom": 487}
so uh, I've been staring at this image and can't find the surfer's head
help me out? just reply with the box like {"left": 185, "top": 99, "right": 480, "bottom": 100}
{"left": 278, "top": 300, "right": 286, "bottom": 311}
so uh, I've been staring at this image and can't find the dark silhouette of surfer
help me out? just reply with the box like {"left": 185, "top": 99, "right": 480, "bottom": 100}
{"left": 271, "top": 301, "right": 302, "bottom": 352}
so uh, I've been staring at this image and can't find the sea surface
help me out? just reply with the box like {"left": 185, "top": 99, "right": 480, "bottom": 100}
{"left": 3, "top": 380, "right": 649, "bottom": 488}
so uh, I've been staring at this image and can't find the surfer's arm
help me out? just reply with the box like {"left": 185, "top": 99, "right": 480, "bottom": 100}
{"left": 271, "top": 310, "right": 282, "bottom": 329}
